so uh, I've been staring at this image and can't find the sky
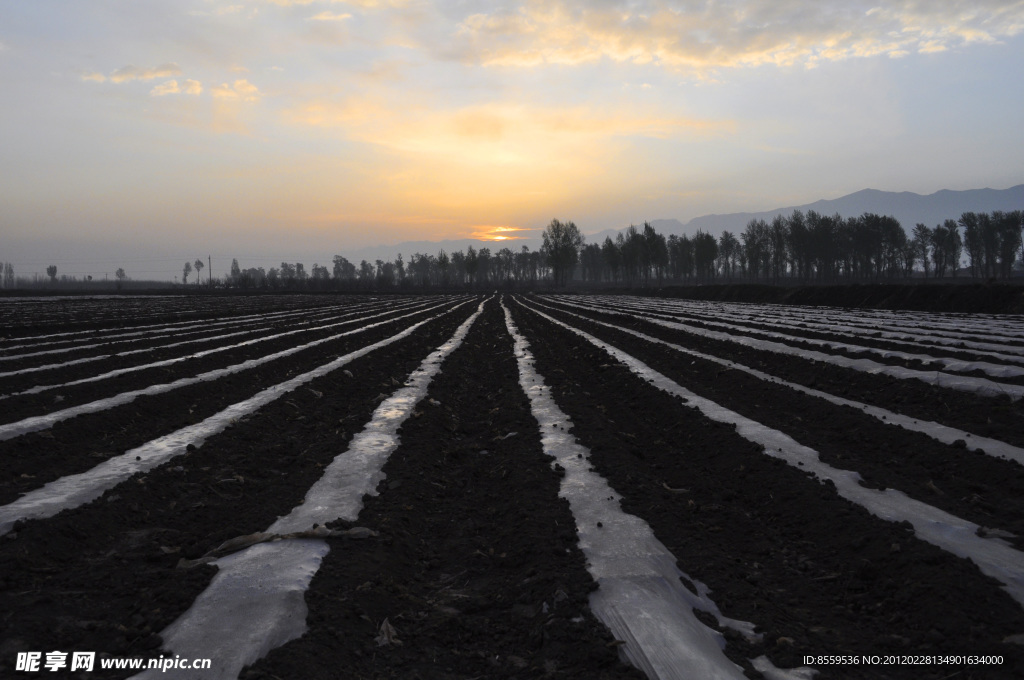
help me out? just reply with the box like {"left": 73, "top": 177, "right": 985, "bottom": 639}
{"left": 2, "top": 0, "right": 1023, "bottom": 281}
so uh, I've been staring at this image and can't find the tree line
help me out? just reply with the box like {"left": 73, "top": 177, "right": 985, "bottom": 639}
{"left": 216, "top": 219, "right": 585, "bottom": 291}
{"left": 215, "top": 211, "right": 1021, "bottom": 291}
{"left": 0, "top": 262, "right": 126, "bottom": 290}
{"left": 8, "top": 209, "right": 1019, "bottom": 293}
{"left": 575, "top": 210, "right": 1021, "bottom": 286}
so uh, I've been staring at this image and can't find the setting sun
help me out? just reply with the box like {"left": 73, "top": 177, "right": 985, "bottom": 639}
{"left": 470, "top": 226, "right": 535, "bottom": 242}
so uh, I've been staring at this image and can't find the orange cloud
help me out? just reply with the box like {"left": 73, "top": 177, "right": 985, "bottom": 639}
{"left": 308, "top": 11, "right": 352, "bottom": 21}
{"left": 150, "top": 79, "right": 203, "bottom": 96}
{"left": 211, "top": 79, "right": 261, "bottom": 102}
{"left": 109, "top": 63, "right": 182, "bottom": 83}
{"left": 150, "top": 80, "right": 181, "bottom": 96}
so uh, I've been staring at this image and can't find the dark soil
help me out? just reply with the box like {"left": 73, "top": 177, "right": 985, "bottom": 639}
{"left": 535, "top": 296, "right": 1024, "bottom": 450}
{"left": 0, "top": 300, "right": 476, "bottom": 677}
{"left": 628, "top": 282, "right": 1024, "bottom": 314}
{"left": 527, "top": 296, "right": 1024, "bottom": 548}
{"left": 0, "top": 302, "right": 455, "bottom": 506}
{"left": 1, "top": 293, "right": 1022, "bottom": 680}
{"left": 509, "top": 297, "right": 1024, "bottom": 679}
{"left": 243, "top": 298, "right": 644, "bottom": 679}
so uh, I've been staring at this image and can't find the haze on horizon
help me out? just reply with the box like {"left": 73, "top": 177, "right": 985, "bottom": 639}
{"left": 2, "top": 1, "right": 1023, "bottom": 280}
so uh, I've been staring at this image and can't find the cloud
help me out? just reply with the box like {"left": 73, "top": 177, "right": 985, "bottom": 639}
{"left": 150, "top": 79, "right": 203, "bottom": 96}
{"left": 81, "top": 71, "right": 107, "bottom": 83}
{"left": 308, "top": 11, "right": 353, "bottom": 21}
{"left": 150, "top": 80, "right": 181, "bottom": 96}
{"left": 109, "top": 63, "right": 183, "bottom": 83}
{"left": 211, "top": 79, "right": 261, "bottom": 101}
{"left": 448, "top": 1, "right": 1024, "bottom": 73}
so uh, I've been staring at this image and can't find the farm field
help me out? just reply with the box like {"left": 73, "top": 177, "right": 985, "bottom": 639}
{"left": 1, "top": 293, "right": 1023, "bottom": 679}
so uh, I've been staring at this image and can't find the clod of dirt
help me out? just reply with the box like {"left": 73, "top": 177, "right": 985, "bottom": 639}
{"left": 374, "top": 618, "right": 402, "bottom": 647}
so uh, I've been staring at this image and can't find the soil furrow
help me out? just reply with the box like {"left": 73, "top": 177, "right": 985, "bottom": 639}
{"left": 0, "top": 302, "right": 441, "bottom": 422}
{"left": 511, "top": 296, "right": 1024, "bottom": 680}
{"left": 539, "top": 296, "right": 1024, "bottom": 449}
{"left": 0, "top": 303, "right": 468, "bottom": 506}
{"left": 0, "top": 302, "right": 478, "bottom": 678}
{"left": 530, "top": 297, "right": 1024, "bottom": 549}
{"left": 242, "top": 297, "right": 646, "bottom": 680}
{"left": 0, "top": 295, "right": 362, "bottom": 337}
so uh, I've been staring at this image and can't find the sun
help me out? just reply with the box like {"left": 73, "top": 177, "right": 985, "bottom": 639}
{"left": 469, "top": 225, "right": 534, "bottom": 241}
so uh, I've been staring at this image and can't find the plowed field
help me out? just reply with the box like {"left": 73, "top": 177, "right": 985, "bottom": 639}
{"left": 1, "top": 293, "right": 1022, "bottom": 680}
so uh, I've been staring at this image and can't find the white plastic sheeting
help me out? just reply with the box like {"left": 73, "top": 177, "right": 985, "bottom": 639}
{"left": 574, "top": 297, "right": 1024, "bottom": 379}
{"left": 503, "top": 299, "right": 757, "bottom": 680}
{"left": 0, "top": 306, "right": 309, "bottom": 358}
{"left": 132, "top": 299, "right": 487, "bottom": 680}
{"left": 603, "top": 296, "right": 1024, "bottom": 342}
{"left": 519, "top": 299, "right": 1024, "bottom": 608}
{"left": 0, "top": 297, "right": 416, "bottom": 357}
{"left": 0, "top": 301, "right": 471, "bottom": 536}
{"left": 531, "top": 298, "right": 1024, "bottom": 467}
{"left": 546, "top": 296, "right": 1024, "bottom": 401}
{"left": 0, "top": 296, "right": 400, "bottom": 351}
{"left": 592, "top": 296, "right": 1024, "bottom": 357}
{"left": 1, "top": 299, "right": 433, "bottom": 396}
{"left": 0, "top": 300, "right": 424, "bottom": 381}
{"left": 0, "top": 299, "right": 458, "bottom": 439}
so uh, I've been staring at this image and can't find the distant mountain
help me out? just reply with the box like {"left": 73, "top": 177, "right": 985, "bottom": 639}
{"left": 669, "top": 185, "right": 1024, "bottom": 239}
{"left": 649, "top": 219, "right": 687, "bottom": 235}
{"left": 582, "top": 228, "right": 622, "bottom": 245}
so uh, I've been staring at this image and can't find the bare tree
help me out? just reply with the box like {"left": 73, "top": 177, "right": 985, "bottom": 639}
{"left": 693, "top": 231, "right": 718, "bottom": 282}
{"left": 332, "top": 255, "right": 356, "bottom": 283}
{"left": 194, "top": 259, "right": 205, "bottom": 285}
{"left": 46, "top": 265, "right": 57, "bottom": 283}
{"left": 995, "top": 210, "right": 1023, "bottom": 279}
{"left": 542, "top": 219, "right": 584, "bottom": 286}
{"left": 183, "top": 261, "right": 192, "bottom": 285}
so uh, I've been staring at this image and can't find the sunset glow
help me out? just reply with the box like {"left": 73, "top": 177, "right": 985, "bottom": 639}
{"left": 470, "top": 226, "right": 536, "bottom": 242}
{"left": 1, "top": 2, "right": 1022, "bottom": 278}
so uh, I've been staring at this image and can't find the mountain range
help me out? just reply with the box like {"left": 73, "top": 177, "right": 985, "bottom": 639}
{"left": 342, "top": 185, "right": 1024, "bottom": 263}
